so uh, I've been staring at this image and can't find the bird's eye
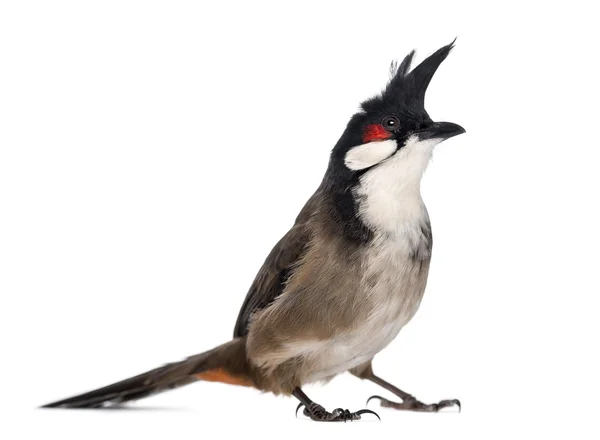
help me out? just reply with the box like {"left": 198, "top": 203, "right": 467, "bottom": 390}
{"left": 382, "top": 116, "right": 401, "bottom": 132}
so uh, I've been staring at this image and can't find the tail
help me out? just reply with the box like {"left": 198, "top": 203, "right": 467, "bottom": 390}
{"left": 41, "top": 338, "right": 253, "bottom": 409}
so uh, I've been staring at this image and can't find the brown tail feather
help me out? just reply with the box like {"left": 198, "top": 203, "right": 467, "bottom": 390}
{"left": 41, "top": 338, "right": 252, "bottom": 409}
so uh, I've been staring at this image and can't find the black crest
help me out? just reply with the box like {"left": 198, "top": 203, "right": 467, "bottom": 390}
{"left": 362, "top": 40, "right": 456, "bottom": 113}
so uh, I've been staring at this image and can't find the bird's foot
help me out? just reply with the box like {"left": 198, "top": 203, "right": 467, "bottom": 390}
{"left": 367, "top": 395, "right": 461, "bottom": 412}
{"left": 296, "top": 402, "right": 380, "bottom": 422}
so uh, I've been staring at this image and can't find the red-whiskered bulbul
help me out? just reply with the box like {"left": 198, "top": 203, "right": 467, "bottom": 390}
{"left": 42, "top": 41, "right": 465, "bottom": 422}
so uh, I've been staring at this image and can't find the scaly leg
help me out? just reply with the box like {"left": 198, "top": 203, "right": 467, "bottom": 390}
{"left": 353, "top": 363, "right": 460, "bottom": 413}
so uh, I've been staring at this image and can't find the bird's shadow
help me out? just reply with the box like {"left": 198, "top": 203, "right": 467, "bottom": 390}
{"left": 98, "top": 405, "right": 192, "bottom": 412}
{"left": 39, "top": 405, "right": 192, "bottom": 412}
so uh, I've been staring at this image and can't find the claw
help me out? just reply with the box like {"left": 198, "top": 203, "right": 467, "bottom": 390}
{"left": 295, "top": 403, "right": 379, "bottom": 422}
{"left": 295, "top": 402, "right": 305, "bottom": 418}
{"left": 342, "top": 409, "right": 352, "bottom": 423}
{"left": 453, "top": 399, "right": 461, "bottom": 412}
{"left": 366, "top": 395, "right": 384, "bottom": 406}
{"left": 355, "top": 409, "right": 381, "bottom": 420}
{"left": 435, "top": 399, "right": 461, "bottom": 412}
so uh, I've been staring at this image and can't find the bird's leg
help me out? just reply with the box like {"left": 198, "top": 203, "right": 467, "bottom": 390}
{"left": 365, "top": 373, "right": 460, "bottom": 412}
{"left": 292, "top": 388, "right": 380, "bottom": 422}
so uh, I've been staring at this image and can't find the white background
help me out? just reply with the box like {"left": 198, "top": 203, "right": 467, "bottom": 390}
{"left": 1, "top": 1, "right": 599, "bottom": 439}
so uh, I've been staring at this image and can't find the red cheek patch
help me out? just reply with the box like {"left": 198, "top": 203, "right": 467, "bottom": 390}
{"left": 362, "top": 124, "right": 392, "bottom": 143}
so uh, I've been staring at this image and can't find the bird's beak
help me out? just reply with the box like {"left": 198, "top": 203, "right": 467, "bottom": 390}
{"left": 417, "top": 122, "right": 466, "bottom": 141}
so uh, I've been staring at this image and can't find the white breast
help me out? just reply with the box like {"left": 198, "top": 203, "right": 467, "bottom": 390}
{"left": 354, "top": 134, "right": 438, "bottom": 235}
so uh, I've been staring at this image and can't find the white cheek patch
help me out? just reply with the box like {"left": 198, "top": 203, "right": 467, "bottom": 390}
{"left": 344, "top": 139, "right": 397, "bottom": 171}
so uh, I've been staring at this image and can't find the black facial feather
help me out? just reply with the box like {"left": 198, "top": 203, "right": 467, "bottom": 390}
{"left": 320, "top": 41, "right": 456, "bottom": 243}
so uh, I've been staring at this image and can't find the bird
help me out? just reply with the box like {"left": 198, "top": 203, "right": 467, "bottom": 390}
{"left": 41, "top": 41, "right": 466, "bottom": 422}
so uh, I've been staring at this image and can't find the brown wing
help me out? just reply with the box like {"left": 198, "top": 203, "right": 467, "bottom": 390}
{"left": 233, "top": 191, "right": 320, "bottom": 337}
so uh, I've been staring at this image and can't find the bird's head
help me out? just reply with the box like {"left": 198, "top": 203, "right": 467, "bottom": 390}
{"left": 328, "top": 41, "right": 465, "bottom": 182}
